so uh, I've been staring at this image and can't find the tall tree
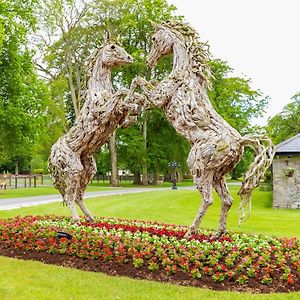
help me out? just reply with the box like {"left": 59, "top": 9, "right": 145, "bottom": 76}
{"left": 209, "top": 59, "right": 269, "bottom": 178}
{"left": 266, "top": 93, "right": 300, "bottom": 144}
{"left": 0, "top": 0, "right": 49, "bottom": 173}
{"left": 36, "top": 0, "right": 96, "bottom": 118}
{"left": 92, "top": 0, "right": 180, "bottom": 184}
{"left": 209, "top": 59, "right": 268, "bottom": 133}
{"left": 36, "top": 0, "right": 181, "bottom": 184}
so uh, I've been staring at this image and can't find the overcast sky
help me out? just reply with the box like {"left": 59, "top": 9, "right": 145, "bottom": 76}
{"left": 167, "top": 0, "right": 300, "bottom": 125}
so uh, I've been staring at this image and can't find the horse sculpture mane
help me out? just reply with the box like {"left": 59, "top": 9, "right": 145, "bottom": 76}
{"left": 160, "top": 20, "right": 211, "bottom": 88}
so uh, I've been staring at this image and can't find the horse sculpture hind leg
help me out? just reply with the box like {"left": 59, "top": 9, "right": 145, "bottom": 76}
{"left": 64, "top": 174, "right": 81, "bottom": 221}
{"left": 74, "top": 156, "right": 96, "bottom": 222}
{"left": 185, "top": 171, "right": 214, "bottom": 238}
{"left": 213, "top": 175, "right": 233, "bottom": 236}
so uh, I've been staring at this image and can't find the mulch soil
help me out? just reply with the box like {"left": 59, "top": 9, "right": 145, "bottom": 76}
{"left": 0, "top": 242, "right": 299, "bottom": 294}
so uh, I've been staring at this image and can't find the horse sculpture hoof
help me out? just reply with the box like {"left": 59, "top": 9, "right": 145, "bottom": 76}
{"left": 86, "top": 216, "right": 94, "bottom": 223}
{"left": 184, "top": 227, "right": 197, "bottom": 239}
{"left": 72, "top": 216, "right": 81, "bottom": 222}
{"left": 210, "top": 230, "right": 227, "bottom": 241}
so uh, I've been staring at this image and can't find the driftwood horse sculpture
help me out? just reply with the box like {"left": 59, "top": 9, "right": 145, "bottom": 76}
{"left": 49, "top": 37, "right": 143, "bottom": 222}
{"left": 132, "top": 20, "right": 275, "bottom": 237}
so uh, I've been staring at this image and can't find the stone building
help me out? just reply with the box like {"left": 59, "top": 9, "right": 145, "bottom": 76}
{"left": 273, "top": 133, "right": 300, "bottom": 209}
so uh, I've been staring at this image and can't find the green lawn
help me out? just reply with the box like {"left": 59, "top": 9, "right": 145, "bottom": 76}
{"left": 0, "top": 180, "right": 194, "bottom": 199}
{"left": 0, "top": 187, "right": 299, "bottom": 238}
{"left": 0, "top": 187, "right": 299, "bottom": 299}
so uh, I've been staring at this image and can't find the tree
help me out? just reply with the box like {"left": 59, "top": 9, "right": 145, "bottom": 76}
{"left": 209, "top": 59, "right": 268, "bottom": 133}
{"left": 35, "top": 0, "right": 97, "bottom": 118}
{"left": 209, "top": 59, "right": 269, "bottom": 178}
{"left": 36, "top": 0, "right": 182, "bottom": 184}
{"left": 266, "top": 93, "right": 300, "bottom": 144}
{"left": 116, "top": 125, "right": 145, "bottom": 184}
{"left": 146, "top": 109, "right": 190, "bottom": 180}
{"left": 0, "top": 0, "right": 49, "bottom": 173}
{"left": 93, "top": 0, "right": 180, "bottom": 184}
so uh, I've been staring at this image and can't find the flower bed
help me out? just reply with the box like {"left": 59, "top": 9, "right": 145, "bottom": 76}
{"left": 0, "top": 215, "right": 299, "bottom": 293}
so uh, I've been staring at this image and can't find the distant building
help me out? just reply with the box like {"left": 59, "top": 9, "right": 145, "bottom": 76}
{"left": 273, "top": 133, "right": 300, "bottom": 209}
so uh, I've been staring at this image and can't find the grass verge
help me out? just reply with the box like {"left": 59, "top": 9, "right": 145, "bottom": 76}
{"left": 0, "top": 256, "right": 299, "bottom": 300}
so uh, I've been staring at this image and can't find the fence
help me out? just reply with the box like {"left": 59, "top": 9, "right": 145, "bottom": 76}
{"left": 0, "top": 174, "right": 45, "bottom": 189}
{"left": 0, "top": 174, "right": 167, "bottom": 190}
{"left": 91, "top": 174, "right": 135, "bottom": 183}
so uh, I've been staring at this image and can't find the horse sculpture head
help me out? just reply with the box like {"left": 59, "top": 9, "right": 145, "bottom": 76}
{"left": 101, "top": 43, "right": 133, "bottom": 67}
{"left": 98, "top": 30, "right": 133, "bottom": 67}
{"left": 147, "top": 22, "right": 175, "bottom": 68}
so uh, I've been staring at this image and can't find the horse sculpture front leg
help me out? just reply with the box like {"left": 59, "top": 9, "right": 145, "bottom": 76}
{"left": 131, "top": 75, "right": 184, "bottom": 109}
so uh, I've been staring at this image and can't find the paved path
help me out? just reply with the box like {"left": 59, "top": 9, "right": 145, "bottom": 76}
{"left": 0, "top": 186, "right": 195, "bottom": 210}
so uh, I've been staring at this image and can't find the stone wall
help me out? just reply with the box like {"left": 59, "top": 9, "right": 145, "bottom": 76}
{"left": 273, "top": 156, "right": 300, "bottom": 209}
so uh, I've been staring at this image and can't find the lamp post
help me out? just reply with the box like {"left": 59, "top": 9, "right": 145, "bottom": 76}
{"left": 169, "top": 161, "right": 180, "bottom": 189}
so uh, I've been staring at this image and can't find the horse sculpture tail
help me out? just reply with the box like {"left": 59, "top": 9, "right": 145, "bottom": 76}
{"left": 238, "top": 134, "right": 276, "bottom": 225}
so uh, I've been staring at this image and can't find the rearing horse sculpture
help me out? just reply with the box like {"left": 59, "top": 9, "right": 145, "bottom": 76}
{"left": 132, "top": 20, "right": 275, "bottom": 237}
{"left": 49, "top": 37, "right": 143, "bottom": 222}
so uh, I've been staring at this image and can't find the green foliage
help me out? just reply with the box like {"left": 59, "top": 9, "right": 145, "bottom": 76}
{"left": 94, "top": 146, "right": 111, "bottom": 175}
{"left": 230, "top": 149, "right": 254, "bottom": 180}
{"left": 209, "top": 59, "right": 269, "bottom": 177}
{"left": 266, "top": 93, "right": 300, "bottom": 144}
{"left": 117, "top": 125, "right": 146, "bottom": 174}
{"left": 0, "top": 0, "right": 52, "bottom": 172}
{"left": 117, "top": 109, "right": 190, "bottom": 175}
{"left": 146, "top": 109, "right": 190, "bottom": 175}
{"left": 209, "top": 59, "right": 268, "bottom": 133}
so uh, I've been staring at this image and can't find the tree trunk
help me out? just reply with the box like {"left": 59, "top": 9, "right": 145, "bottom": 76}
{"left": 177, "top": 169, "right": 183, "bottom": 182}
{"left": 133, "top": 172, "right": 142, "bottom": 185}
{"left": 152, "top": 172, "right": 159, "bottom": 185}
{"left": 108, "top": 132, "right": 119, "bottom": 187}
{"left": 66, "top": 54, "right": 79, "bottom": 117}
{"left": 141, "top": 114, "right": 148, "bottom": 186}
{"left": 15, "top": 159, "right": 19, "bottom": 175}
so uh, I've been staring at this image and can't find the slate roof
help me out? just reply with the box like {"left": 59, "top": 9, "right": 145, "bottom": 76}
{"left": 276, "top": 133, "right": 300, "bottom": 154}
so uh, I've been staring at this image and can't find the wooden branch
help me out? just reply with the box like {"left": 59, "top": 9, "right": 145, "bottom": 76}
{"left": 34, "top": 62, "right": 55, "bottom": 79}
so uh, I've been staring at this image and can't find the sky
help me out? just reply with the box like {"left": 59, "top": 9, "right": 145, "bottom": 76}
{"left": 167, "top": 0, "right": 300, "bottom": 125}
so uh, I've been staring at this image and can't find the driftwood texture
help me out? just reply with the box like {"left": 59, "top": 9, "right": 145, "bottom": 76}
{"left": 133, "top": 20, "right": 275, "bottom": 237}
{"left": 49, "top": 39, "right": 144, "bottom": 221}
